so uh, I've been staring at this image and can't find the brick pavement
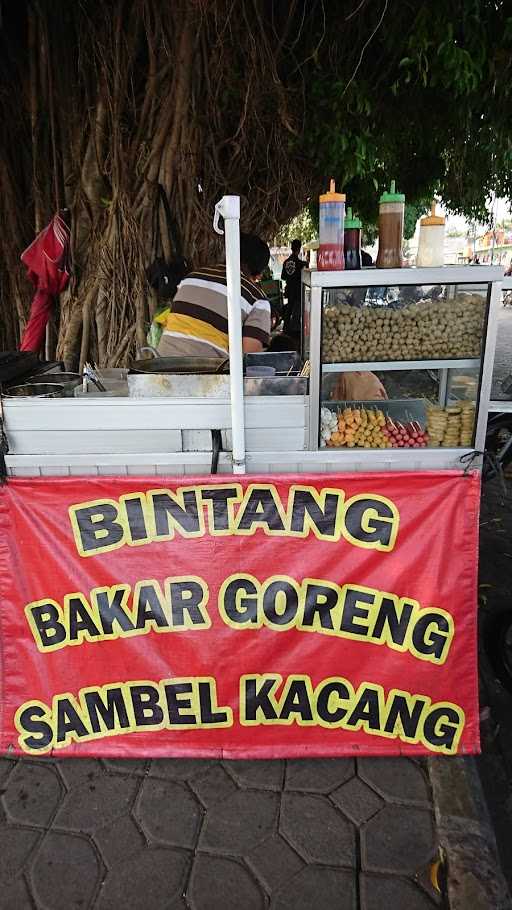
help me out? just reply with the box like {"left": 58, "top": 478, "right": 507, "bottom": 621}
{"left": 0, "top": 755, "right": 442, "bottom": 909}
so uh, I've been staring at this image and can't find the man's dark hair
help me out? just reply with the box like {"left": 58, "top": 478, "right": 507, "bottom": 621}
{"left": 291, "top": 239, "right": 301, "bottom": 254}
{"left": 240, "top": 233, "right": 270, "bottom": 277}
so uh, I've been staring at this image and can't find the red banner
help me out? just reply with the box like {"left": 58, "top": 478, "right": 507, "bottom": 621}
{"left": 0, "top": 472, "right": 480, "bottom": 758}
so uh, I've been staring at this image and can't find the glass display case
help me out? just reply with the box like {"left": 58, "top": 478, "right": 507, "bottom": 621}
{"left": 302, "top": 266, "right": 502, "bottom": 464}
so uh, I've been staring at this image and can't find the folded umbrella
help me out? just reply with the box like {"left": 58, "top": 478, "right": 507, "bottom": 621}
{"left": 19, "top": 213, "right": 70, "bottom": 353}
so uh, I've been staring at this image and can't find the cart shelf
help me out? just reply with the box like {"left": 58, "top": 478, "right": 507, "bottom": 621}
{"left": 322, "top": 358, "right": 480, "bottom": 373}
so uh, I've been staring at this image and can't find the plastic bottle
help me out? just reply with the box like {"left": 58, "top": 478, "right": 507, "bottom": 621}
{"left": 318, "top": 179, "right": 345, "bottom": 270}
{"left": 376, "top": 181, "right": 405, "bottom": 269}
{"left": 416, "top": 201, "right": 445, "bottom": 267}
{"left": 344, "top": 208, "right": 362, "bottom": 270}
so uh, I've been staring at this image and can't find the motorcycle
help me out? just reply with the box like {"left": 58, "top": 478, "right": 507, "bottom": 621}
{"left": 483, "top": 382, "right": 512, "bottom": 480}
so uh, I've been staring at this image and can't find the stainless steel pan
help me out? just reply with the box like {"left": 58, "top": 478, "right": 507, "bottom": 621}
{"left": 129, "top": 356, "right": 229, "bottom": 374}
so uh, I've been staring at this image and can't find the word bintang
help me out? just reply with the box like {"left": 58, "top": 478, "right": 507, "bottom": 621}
{"left": 69, "top": 483, "right": 399, "bottom": 557}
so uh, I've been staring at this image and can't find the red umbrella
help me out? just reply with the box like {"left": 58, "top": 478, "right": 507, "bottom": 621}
{"left": 19, "top": 213, "right": 70, "bottom": 353}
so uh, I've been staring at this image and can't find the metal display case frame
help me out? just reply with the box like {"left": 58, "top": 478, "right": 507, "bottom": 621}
{"left": 303, "top": 265, "right": 503, "bottom": 468}
{"left": 490, "top": 276, "right": 512, "bottom": 413}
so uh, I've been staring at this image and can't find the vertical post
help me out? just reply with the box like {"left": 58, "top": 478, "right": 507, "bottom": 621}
{"left": 213, "top": 196, "right": 246, "bottom": 474}
{"left": 475, "top": 277, "right": 502, "bottom": 453}
{"left": 438, "top": 369, "right": 448, "bottom": 407}
{"left": 308, "top": 282, "right": 322, "bottom": 451}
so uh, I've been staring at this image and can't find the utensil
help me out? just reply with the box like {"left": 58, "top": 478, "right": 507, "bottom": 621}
{"left": 84, "top": 362, "right": 107, "bottom": 392}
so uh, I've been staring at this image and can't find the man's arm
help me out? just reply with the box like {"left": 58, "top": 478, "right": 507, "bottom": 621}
{"left": 242, "top": 336, "right": 264, "bottom": 353}
{"left": 242, "top": 298, "right": 271, "bottom": 353}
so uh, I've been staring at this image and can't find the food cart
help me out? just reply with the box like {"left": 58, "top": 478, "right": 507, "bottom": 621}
{"left": 0, "top": 196, "right": 495, "bottom": 760}
{"left": 1, "top": 261, "right": 502, "bottom": 479}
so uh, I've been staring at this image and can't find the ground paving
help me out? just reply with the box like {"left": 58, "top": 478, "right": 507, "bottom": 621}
{"left": 0, "top": 755, "right": 442, "bottom": 909}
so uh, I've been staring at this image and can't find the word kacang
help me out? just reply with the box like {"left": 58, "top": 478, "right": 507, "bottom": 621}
{"left": 25, "top": 573, "right": 453, "bottom": 664}
{"left": 69, "top": 483, "right": 399, "bottom": 556}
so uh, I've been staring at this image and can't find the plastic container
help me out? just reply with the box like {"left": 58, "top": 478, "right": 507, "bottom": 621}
{"left": 344, "top": 208, "right": 362, "bottom": 270}
{"left": 318, "top": 179, "right": 345, "bottom": 270}
{"left": 416, "top": 202, "right": 445, "bottom": 267}
{"left": 376, "top": 181, "right": 405, "bottom": 269}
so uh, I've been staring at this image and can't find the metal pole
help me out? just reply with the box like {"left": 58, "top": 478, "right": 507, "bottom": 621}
{"left": 213, "top": 196, "right": 246, "bottom": 474}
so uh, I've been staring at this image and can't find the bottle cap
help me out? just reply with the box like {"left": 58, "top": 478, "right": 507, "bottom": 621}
{"left": 320, "top": 178, "right": 346, "bottom": 203}
{"left": 379, "top": 180, "right": 405, "bottom": 203}
{"left": 344, "top": 207, "right": 362, "bottom": 229}
{"left": 420, "top": 201, "right": 445, "bottom": 226}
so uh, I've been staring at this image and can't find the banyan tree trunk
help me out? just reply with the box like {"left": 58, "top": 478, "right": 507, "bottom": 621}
{"left": 0, "top": 0, "right": 313, "bottom": 368}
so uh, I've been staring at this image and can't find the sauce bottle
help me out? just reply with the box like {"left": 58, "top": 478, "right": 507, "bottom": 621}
{"left": 416, "top": 201, "right": 445, "bottom": 267}
{"left": 318, "top": 179, "right": 345, "bottom": 270}
{"left": 344, "top": 208, "right": 362, "bottom": 270}
{"left": 376, "top": 180, "right": 405, "bottom": 269}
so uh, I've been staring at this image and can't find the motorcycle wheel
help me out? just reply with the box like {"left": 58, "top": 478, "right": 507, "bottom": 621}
{"left": 485, "top": 611, "right": 512, "bottom": 695}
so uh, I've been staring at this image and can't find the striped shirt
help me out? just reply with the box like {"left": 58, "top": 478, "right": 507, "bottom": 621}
{"left": 156, "top": 265, "right": 271, "bottom": 355}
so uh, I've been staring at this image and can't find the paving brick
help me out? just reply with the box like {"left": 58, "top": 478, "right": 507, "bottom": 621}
{"left": 3, "top": 761, "right": 63, "bottom": 826}
{"left": 358, "top": 758, "right": 431, "bottom": 805}
{"left": 331, "top": 776, "right": 384, "bottom": 825}
{"left": 188, "top": 854, "right": 265, "bottom": 910}
{"left": 102, "top": 759, "right": 148, "bottom": 776}
{"left": 280, "top": 793, "right": 356, "bottom": 866}
{"left": 148, "top": 758, "right": 214, "bottom": 781}
{"left": 223, "top": 759, "right": 284, "bottom": 790}
{"left": 54, "top": 770, "right": 138, "bottom": 833}
{"left": 361, "top": 804, "right": 436, "bottom": 874}
{"left": 190, "top": 763, "right": 238, "bottom": 808}
{"left": 30, "top": 830, "right": 102, "bottom": 910}
{"left": 97, "top": 846, "right": 190, "bottom": 910}
{"left": 360, "top": 873, "right": 438, "bottom": 909}
{"left": 285, "top": 759, "right": 355, "bottom": 793}
{"left": 199, "top": 790, "right": 279, "bottom": 855}
{"left": 0, "top": 826, "right": 41, "bottom": 882}
{"left": 0, "top": 874, "right": 33, "bottom": 909}
{"left": 56, "top": 758, "right": 104, "bottom": 788}
{"left": 247, "top": 832, "right": 304, "bottom": 892}
{"left": 136, "top": 778, "right": 202, "bottom": 848}
{"left": 0, "top": 758, "right": 16, "bottom": 786}
{"left": 94, "top": 814, "right": 146, "bottom": 866}
{"left": 271, "top": 865, "right": 357, "bottom": 910}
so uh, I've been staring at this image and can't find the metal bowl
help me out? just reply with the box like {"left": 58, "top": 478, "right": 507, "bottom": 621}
{"left": 5, "top": 383, "right": 65, "bottom": 398}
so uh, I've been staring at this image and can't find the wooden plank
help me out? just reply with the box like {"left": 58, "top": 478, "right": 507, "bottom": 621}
{"left": 2, "top": 396, "right": 307, "bottom": 433}
{"left": 2, "top": 399, "right": 233, "bottom": 432}
{"left": 7, "top": 429, "right": 183, "bottom": 456}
